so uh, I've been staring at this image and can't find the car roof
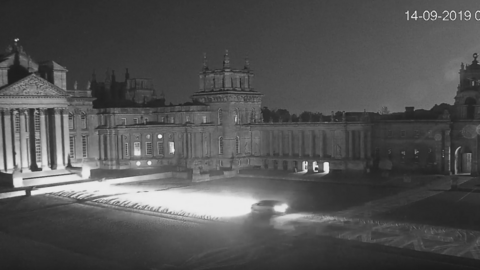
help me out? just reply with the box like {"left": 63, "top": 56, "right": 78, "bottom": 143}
{"left": 257, "top": 200, "right": 283, "bottom": 205}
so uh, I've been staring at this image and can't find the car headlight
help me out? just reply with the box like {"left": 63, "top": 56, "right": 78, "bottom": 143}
{"left": 273, "top": 204, "right": 288, "bottom": 213}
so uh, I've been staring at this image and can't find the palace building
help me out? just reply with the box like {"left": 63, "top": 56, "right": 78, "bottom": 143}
{"left": 1, "top": 42, "right": 480, "bottom": 185}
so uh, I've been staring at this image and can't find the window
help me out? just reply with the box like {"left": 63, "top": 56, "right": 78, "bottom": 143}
{"left": 186, "top": 115, "right": 190, "bottom": 123}
{"left": 400, "top": 130, "right": 406, "bottom": 137}
{"left": 146, "top": 142, "right": 153, "bottom": 155}
{"left": 144, "top": 118, "right": 148, "bottom": 124}
{"left": 134, "top": 118, "right": 139, "bottom": 124}
{"left": 251, "top": 109, "right": 256, "bottom": 123}
{"left": 414, "top": 149, "right": 420, "bottom": 163}
{"left": 218, "top": 136, "right": 224, "bottom": 155}
{"left": 218, "top": 109, "right": 222, "bottom": 125}
{"left": 81, "top": 135, "right": 88, "bottom": 158}
{"left": 34, "top": 112, "right": 40, "bottom": 131}
{"left": 387, "top": 130, "right": 392, "bottom": 138}
{"left": 169, "top": 142, "right": 175, "bottom": 154}
{"left": 124, "top": 142, "right": 129, "bottom": 157}
{"left": 14, "top": 113, "right": 19, "bottom": 133}
{"left": 236, "top": 136, "right": 240, "bottom": 154}
{"left": 170, "top": 116, "right": 175, "bottom": 123}
{"left": 35, "top": 137, "right": 41, "bottom": 163}
{"left": 202, "top": 116, "right": 207, "bottom": 123}
{"left": 157, "top": 141, "right": 164, "bottom": 156}
{"left": 121, "top": 118, "right": 127, "bottom": 125}
{"left": 69, "top": 113, "right": 74, "bottom": 129}
{"left": 69, "top": 136, "right": 75, "bottom": 159}
{"left": 161, "top": 116, "right": 165, "bottom": 123}
{"left": 234, "top": 109, "right": 238, "bottom": 124}
{"left": 81, "top": 112, "right": 87, "bottom": 129}
{"left": 134, "top": 142, "right": 141, "bottom": 156}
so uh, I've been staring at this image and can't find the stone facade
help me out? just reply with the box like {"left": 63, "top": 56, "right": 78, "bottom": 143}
{"left": 2, "top": 43, "right": 480, "bottom": 179}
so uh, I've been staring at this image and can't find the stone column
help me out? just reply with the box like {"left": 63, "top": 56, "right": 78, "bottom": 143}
{"left": 279, "top": 131, "right": 283, "bottom": 156}
{"left": 62, "top": 109, "right": 70, "bottom": 166}
{"left": 0, "top": 109, "right": 4, "bottom": 171}
{"left": 19, "top": 109, "right": 30, "bottom": 172}
{"left": 310, "top": 130, "right": 314, "bottom": 157}
{"left": 360, "top": 130, "right": 365, "bottom": 159}
{"left": 54, "top": 108, "right": 64, "bottom": 170}
{"left": 289, "top": 130, "right": 293, "bottom": 156}
{"left": 348, "top": 130, "right": 353, "bottom": 159}
{"left": 269, "top": 131, "right": 273, "bottom": 156}
{"left": 299, "top": 130, "right": 303, "bottom": 157}
{"left": 366, "top": 130, "right": 371, "bottom": 158}
{"left": 191, "top": 132, "right": 196, "bottom": 158}
{"left": 38, "top": 109, "right": 50, "bottom": 170}
{"left": 98, "top": 134, "right": 103, "bottom": 161}
{"left": 3, "top": 109, "right": 13, "bottom": 172}
{"left": 318, "top": 130, "right": 323, "bottom": 158}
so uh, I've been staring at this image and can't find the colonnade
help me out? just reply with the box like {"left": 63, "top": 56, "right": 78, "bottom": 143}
{"left": 0, "top": 107, "right": 70, "bottom": 173}
{"left": 262, "top": 129, "right": 371, "bottom": 159}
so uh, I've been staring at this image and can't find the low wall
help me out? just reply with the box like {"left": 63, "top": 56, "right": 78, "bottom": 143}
{"left": 192, "top": 170, "right": 238, "bottom": 183}
{"left": 107, "top": 171, "right": 189, "bottom": 185}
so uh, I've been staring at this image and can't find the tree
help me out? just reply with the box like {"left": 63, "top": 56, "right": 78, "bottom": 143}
{"left": 379, "top": 106, "right": 390, "bottom": 115}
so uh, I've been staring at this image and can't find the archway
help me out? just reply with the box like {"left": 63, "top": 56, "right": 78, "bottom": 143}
{"left": 302, "top": 161, "right": 308, "bottom": 171}
{"left": 323, "top": 162, "right": 330, "bottom": 173}
{"left": 454, "top": 146, "right": 472, "bottom": 175}
{"left": 312, "top": 161, "right": 318, "bottom": 172}
{"left": 465, "top": 97, "right": 476, "bottom": 119}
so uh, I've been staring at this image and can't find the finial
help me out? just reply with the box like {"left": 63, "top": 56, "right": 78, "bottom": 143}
{"left": 74, "top": 81, "right": 78, "bottom": 90}
{"left": 473, "top": 53, "right": 478, "bottom": 64}
{"left": 111, "top": 70, "right": 116, "bottom": 82}
{"left": 91, "top": 70, "right": 96, "bottom": 81}
{"left": 461, "top": 62, "right": 465, "bottom": 70}
{"left": 223, "top": 49, "right": 230, "bottom": 69}
{"left": 125, "top": 68, "right": 130, "bottom": 81}
{"left": 244, "top": 57, "right": 250, "bottom": 69}
{"left": 203, "top": 53, "right": 208, "bottom": 70}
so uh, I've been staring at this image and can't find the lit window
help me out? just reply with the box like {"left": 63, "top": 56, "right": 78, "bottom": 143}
{"left": 81, "top": 135, "right": 88, "bottom": 158}
{"left": 169, "top": 142, "right": 175, "bottom": 154}
{"left": 251, "top": 109, "right": 256, "bottom": 122}
{"left": 69, "top": 136, "right": 75, "bottom": 159}
{"left": 146, "top": 142, "right": 153, "bottom": 155}
{"left": 134, "top": 142, "right": 141, "bottom": 156}
{"left": 170, "top": 116, "right": 175, "bottom": 123}
{"left": 69, "top": 113, "right": 74, "bottom": 129}
{"left": 236, "top": 136, "right": 240, "bottom": 154}
{"left": 161, "top": 116, "right": 165, "bottom": 123}
{"left": 186, "top": 115, "right": 190, "bottom": 123}
{"left": 121, "top": 118, "right": 127, "bottom": 125}
{"left": 157, "top": 134, "right": 163, "bottom": 139}
{"left": 414, "top": 149, "right": 420, "bottom": 162}
{"left": 218, "top": 136, "right": 224, "bottom": 155}
{"left": 81, "top": 112, "right": 87, "bottom": 129}
{"left": 202, "top": 116, "right": 207, "bottom": 123}
{"left": 234, "top": 109, "right": 238, "bottom": 124}
{"left": 134, "top": 118, "right": 139, "bottom": 124}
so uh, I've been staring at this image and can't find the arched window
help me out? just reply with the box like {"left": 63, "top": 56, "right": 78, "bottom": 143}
{"left": 218, "top": 109, "right": 223, "bottom": 125}
{"left": 218, "top": 136, "right": 224, "bottom": 155}
{"left": 234, "top": 109, "right": 239, "bottom": 124}
{"left": 81, "top": 112, "right": 87, "bottom": 129}
{"left": 236, "top": 136, "right": 240, "bottom": 154}
{"left": 68, "top": 112, "right": 74, "bottom": 130}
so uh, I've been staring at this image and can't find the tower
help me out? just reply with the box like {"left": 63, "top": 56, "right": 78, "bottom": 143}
{"left": 192, "top": 51, "right": 263, "bottom": 160}
{"left": 454, "top": 53, "right": 480, "bottom": 119}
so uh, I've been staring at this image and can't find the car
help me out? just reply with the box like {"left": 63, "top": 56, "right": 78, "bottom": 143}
{"left": 251, "top": 200, "right": 289, "bottom": 215}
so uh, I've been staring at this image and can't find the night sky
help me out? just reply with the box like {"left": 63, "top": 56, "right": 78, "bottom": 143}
{"left": 2, "top": 0, "right": 480, "bottom": 114}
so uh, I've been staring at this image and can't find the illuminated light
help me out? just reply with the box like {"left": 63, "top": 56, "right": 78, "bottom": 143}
{"left": 113, "top": 191, "right": 257, "bottom": 218}
{"left": 157, "top": 134, "right": 163, "bottom": 139}
{"left": 136, "top": 161, "right": 141, "bottom": 166}
{"left": 323, "top": 162, "right": 330, "bottom": 173}
{"left": 81, "top": 165, "right": 91, "bottom": 179}
{"left": 147, "top": 160, "right": 152, "bottom": 166}
{"left": 273, "top": 204, "right": 288, "bottom": 213}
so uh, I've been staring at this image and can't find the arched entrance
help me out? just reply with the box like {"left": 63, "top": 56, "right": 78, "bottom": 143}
{"left": 465, "top": 97, "right": 476, "bottom": 119}
{"left": 454, "top": 146, "right": 472, "bottom": 175}
{"left": 312, "top": 161, "right": 318, "bottom": 172}
{"left": 323, "top": 162, "right": 330, "bottom": 173}
{"left": 302, "top": 161, "right": 308, "bottom": 171}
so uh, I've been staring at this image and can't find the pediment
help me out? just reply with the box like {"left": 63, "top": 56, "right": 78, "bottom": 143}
{"left": 0, "top": 74, "right": 68, "bottom": 97}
